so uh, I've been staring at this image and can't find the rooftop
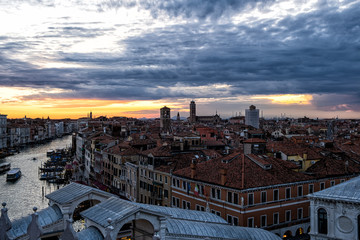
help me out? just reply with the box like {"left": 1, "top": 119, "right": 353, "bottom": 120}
{"left": 308, "top": 175, "right": 360, "bottom": 203}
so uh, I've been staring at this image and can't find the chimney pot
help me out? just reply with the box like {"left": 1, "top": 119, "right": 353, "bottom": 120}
{"left": 220, "top": 168, "right": 227, "bottom": 185}
{"left": 191, "top": 162, "right": 196, "bottom": 179}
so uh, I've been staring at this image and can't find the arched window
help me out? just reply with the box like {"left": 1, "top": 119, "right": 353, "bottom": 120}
{"left": 318, "top": 208, "right": 327, "bottom": 234}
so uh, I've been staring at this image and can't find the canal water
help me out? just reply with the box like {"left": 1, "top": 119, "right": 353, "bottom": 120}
{"left": 0, "top": 135, "right": 72, "bottom": 220}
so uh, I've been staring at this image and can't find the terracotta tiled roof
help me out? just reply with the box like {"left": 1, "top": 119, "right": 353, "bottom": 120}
{"left": 306, "top": 155, "right": 360, "bottom": 178}
{"left": 142, "top": 146, "right": 172, "bottom": 157}
{"left": 119, "top": 147, "right": 140, "bottom": 156}
{"left": 200, "top": 149, "right": 222, "bottom": 159}
{"left": 268, "top": 141, "right": 322, "bottom": 160}
{"left": 155, "top": 152, "right": 207, "bottom": 173}
{"left": 174, "top": 151, "right": 313, "bottom": 189}
{"left": 243, "top": 138, "right": 266, "bottom": 143}
{"left": 130, "top": 139, "right": 156, "bottom": 146}
{"left": 202, "top": 140, "right": 225, "bottom": 146}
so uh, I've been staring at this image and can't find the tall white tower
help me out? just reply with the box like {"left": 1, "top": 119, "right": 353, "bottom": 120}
{"left": 245, "top": 105, "right": 259, "bottom": 129}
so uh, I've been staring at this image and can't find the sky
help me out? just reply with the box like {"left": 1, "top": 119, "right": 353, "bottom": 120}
{"left": 0, "top": 0, "right": 359, "bottom": 119}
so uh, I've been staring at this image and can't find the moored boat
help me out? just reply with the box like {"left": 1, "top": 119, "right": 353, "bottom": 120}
{"left": 40, "top": 173, "right": 56, "bottom": 180}
{"left": 6, "top": 168, "right": 21, "bottom": 181}
{"left": 46, "top": 149, "right": 55, "bottom": 156}
{"left": 0, "top": 162, "right": 11, "bottom": 173}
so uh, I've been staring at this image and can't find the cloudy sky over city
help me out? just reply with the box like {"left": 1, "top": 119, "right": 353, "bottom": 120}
{"left": 0, "top": 0, "right": 359, "bottom": 119}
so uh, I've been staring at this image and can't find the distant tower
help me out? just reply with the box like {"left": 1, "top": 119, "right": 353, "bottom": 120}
{"left": 177, "top": 112, "right": 180, "bottom": 121}
{"left": 190, "top": 100, "right": 196, "bottom": 123}
{"left": 90, "top": 111, "right": 93, "bottom": 119}
{"left": 327, "top": 120, "right": 334, "bottom": 140}
{"left": 245, "top": 105, "right": 260, "bottom": 129}
{"left": 160, "top": 106, "right": 171, "bottom": 132}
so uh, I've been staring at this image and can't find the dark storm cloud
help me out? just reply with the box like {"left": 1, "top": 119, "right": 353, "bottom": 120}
{"left": 97, "top": 0, "right": 275, "bottom": 19}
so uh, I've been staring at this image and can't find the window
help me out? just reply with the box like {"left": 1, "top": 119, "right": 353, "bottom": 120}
{"left": 286, "top": 187, "right": 291, "bottom": 199}
{"left": 217, "top": 189, "right": 221, "bottom": 200}
{"left": 286, "top": 210, "right": 291, "bottom": 222}
{"left": 183, "top": 181, "right": 187, "bottom": 190}
{"left": 309, "top": 184, "right": 314, "bottom": 194}
{"left": 212, "top": 188, "right": 216, "bottom": 198}
{"left": 234, "top": 193, "right": 239, "bottom": 204}
{"left": 273, "top": 212, "right": 279, "bottom": 225}
{"left": 227, "top": 215, "right": 233, "bottom": 224}
{"left": 297, "top": 208, "right": 303, "bottom": 219}
{"left": 298, "top": 185, "right": 303, "bottom": 197}
{"left": 196, "top": 205, "right": 205, "bottom": 211}
{"left": 226, "top": 214, "right": 239, "bottom": 226}
{"left": 261, "top": 215, "right": 267, "bottom": 227}
{"left": 248, "top": 217, "right": 254, "bottom": 227}
{"left": 233, "top": 217, "right": 239, "bottom": 226}
{"left": 228, "top": 192, "right": 233, "bottom": 203}
{"left": 182, "top": 201, "right": 190, "bottom": 209}
{"left": 320, "top": 182, "right": 325, "bottom": 190}
{"left": 330, "top": 180, "right": 335, "bottom": 186}
{"left": 261, "top": 191, "right": 267, "bottom": 203}
{"left": 164, "top": 189, "right": 168, "bottom": 198}
{"left": 248, "top": 193, "right": 254, "bottom": 206}
{"left": 165, "top": 176, "right": 168, "bottom": 184}
{"left": 318, "top": 208, "right": 327, "bottom": 234}
{"left": 160, "top": 175, "right": 162, "bottom": 182}
{"left": 273, "top": 189, "right": 279, "bottom": 201}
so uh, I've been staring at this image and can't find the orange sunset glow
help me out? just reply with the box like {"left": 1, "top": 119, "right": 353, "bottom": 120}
{"left": 0, "top": 97, "right": 186, "bottom": 119}
{"left": 252, "top": 94, "right": 313, "bottom": 105}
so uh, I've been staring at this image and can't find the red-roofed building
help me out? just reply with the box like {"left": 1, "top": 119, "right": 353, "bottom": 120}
{"left": 171, "top": 150, "right": 357, "bottom": 237}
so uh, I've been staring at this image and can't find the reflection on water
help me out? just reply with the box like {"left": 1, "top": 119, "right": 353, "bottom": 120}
{"left": 0, "top": 135, "right": 72, "bottom": 220}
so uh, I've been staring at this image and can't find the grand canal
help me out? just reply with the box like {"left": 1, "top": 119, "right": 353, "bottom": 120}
{"left": 0, "top": 135, "right": 72, "bottom": 220}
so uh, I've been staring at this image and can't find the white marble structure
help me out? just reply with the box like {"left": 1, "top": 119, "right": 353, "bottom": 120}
{"left": 308, "top": 176, "right": 360, "bottom": 240}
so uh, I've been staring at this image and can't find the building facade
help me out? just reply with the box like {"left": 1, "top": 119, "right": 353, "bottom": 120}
{"left": 308, "top": 176, "right": 360, "bottom": 240}
{"left": 172, "top": 151, "right": 355, "bottom": 238}
{"left": 160, "top": 106, "right": 171, "bottom": 133}
{"left": 0, "top": 114, "right": 7, "bottom": 149}
{"left": 190, "top": 100, "right": 196, "bottom": 123}
{"left": 245, "top": 105, "right": 260, "bottom": 129}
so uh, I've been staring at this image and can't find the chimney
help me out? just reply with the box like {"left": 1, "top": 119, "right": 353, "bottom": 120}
{"left": 191, "top": 162, "right": 197, "bottom": 179}
{"left": 345, "top": 160, "right": 349, "bottom": 174}
{"left": 220, "top": 168, "right": 227, "bottom": 185}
